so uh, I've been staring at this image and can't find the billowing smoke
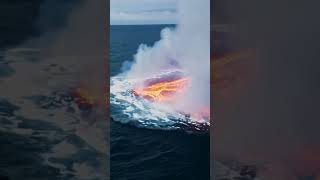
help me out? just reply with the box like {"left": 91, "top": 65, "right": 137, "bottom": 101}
{"left": 124, "top": 0, "right": 210, "bottom": 118}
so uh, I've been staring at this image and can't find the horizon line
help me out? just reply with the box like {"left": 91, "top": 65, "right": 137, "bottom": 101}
{"left": 110, "top": 23, "right": 177, "bottom": 26}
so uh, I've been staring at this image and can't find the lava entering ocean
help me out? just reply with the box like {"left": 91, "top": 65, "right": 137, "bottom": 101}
{"left": 110, "top": 69, "right": 210, "bottom": 131}
{"left": 110, "top": 0, "right": 210, "bottom": 131}
{"left": 130, "top": 70, "right": 210, "bottom": 123}
{"left": 132, "top": 76, "right": 191, "bottom": 102}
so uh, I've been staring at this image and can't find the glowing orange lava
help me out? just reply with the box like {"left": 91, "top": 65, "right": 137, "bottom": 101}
{"left": 133, "top": 77, "right": 191, "bottom": 102}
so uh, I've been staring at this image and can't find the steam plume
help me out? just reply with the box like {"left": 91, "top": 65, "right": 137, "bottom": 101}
{"left": 125, "top": 0, "right": 210, "bottom": 117}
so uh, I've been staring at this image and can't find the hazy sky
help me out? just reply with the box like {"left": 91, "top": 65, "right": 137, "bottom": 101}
{"left": 110, "top": 0, "right": 177, "bottom": 25}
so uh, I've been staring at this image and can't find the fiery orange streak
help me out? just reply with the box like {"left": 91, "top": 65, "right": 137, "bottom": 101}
{"left": 133, "top": 77, "right": 191, "bottom": 102}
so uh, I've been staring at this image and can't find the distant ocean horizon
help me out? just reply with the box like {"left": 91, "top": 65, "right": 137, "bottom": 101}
{"left": 110, "top": 23, "right": 177, "bottom": 26}
{"left": 110, "top": 24, "right": 177, "bottom": 26}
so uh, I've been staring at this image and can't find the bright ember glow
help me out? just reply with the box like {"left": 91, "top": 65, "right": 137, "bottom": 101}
{"left": 133, "top": 77, "right": 191, "bottom": 102}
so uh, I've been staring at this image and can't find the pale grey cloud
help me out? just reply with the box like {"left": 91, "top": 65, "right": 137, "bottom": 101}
{"left": 110, "top": 0, "right": 177, "bottom": 25}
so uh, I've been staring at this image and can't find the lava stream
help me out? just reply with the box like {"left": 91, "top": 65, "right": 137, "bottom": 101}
{"left": 133, "top": 77, "right": 191, "bottom": 102}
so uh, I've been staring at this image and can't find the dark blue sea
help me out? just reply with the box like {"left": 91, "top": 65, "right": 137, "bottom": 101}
{"left": 110, "top": 25, "right": 210, "bottom": 180}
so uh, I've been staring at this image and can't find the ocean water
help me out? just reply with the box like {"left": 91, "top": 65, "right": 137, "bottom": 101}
{"left": 110, "top": 25, "right": 210, "bottom": 180}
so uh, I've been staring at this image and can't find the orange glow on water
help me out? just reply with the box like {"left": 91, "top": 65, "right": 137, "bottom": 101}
{"left": 133, "top": 77, "right": 191, "bottom": 102}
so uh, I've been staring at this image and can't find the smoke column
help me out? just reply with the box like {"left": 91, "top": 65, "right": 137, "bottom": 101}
{"left": 125, "top": 0, "right": 210, "bottom": 118}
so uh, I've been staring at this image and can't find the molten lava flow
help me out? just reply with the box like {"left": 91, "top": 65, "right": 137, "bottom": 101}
{"left": 133, "top": 77, "right": 191, "bottom": 102}
{"left": 132, "top": 74, "right": 211, "bottom": 121}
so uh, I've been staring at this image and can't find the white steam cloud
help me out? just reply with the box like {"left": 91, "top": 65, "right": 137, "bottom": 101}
{"left": 125, "top": 0, "right": 210, "bottom": 116}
